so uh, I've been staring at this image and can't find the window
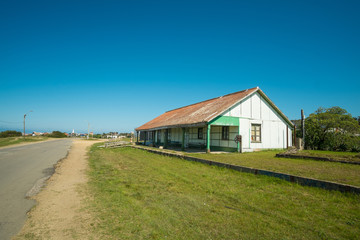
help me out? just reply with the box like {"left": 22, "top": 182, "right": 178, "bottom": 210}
{"left": 251, "top": 124, "right": 261, "bottom": 142}
{"left": 167, "top": 129, "right": 171, "bottom": 141}
{"left": 198, "top": 128, "right": 203, "bottom": 139}
{"left": 222, "top": 126, "right": 229, "bottom": 140}
{"left": 157, "top": 131, "right": 161, "bottom": 141}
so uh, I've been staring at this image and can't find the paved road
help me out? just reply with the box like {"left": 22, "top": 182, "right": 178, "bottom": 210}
{"left": 0, "top": 139, "right": 73, "bottom": 240}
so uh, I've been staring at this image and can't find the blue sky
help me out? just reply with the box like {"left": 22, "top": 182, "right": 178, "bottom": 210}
{"left": 1, "top": 0, "right": 359, "bottom": 133}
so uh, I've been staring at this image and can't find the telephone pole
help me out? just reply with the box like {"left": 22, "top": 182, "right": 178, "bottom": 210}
{"left": 301, "top": 109, "right": 305, "bottom": 149}
{"left": 23, "top": 110, "right": 33, "bottom": 139}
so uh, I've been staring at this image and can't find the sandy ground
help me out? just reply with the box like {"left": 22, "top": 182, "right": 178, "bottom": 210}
{"left": 13, "top": 139, "right": 103, "bottom": 240}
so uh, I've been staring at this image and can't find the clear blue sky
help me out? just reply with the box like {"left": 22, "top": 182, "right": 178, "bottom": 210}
{"left": 1, "top": 0, "right": 359, "bottom": 133}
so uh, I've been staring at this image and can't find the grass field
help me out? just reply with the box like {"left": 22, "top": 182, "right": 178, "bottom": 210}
{"left": 295, "top": 150, "right": 360, "bottom": 162}
{"left": 184, "top": 150, "right": 360, "bottom": 187}
{"left": 87, "top": 146, "right": 360, "bottom": 239}
{"left": 0, "top": 136, "right": 49, "bottom": 147}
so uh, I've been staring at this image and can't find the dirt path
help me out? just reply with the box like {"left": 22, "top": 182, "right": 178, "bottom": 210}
{"left": 13, "top": 139, "right": 102, "bottom": 240}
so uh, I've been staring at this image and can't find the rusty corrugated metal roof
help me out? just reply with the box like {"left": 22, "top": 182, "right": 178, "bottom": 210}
{"left": 135, "top": 87, "right": 260, "bottom": 131}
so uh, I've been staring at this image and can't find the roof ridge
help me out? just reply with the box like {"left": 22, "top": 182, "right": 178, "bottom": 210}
{"left": 165, "top": 87, "right": 258, "bottom": 113}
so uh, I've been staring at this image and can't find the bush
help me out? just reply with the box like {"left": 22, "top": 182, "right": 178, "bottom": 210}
{"left": 351, "top": 146, "right": 360, "bottom": 152}
{"left": 48, "top": 131, "right": 67, "bottom": 138}
{"left": 0, "top": 130, "right": 22, "bottom": 138}
{"left": 305, "top": 107, "right": 360, "bottom": 151}
{"left": 349, "top": 136, "right": 360, "bottom": 152}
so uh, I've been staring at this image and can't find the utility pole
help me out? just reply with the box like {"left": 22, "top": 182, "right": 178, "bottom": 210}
{"left": 301, "top": 109, "right": 305, "bottom": 149}
{"left": 23, "top": 110, "right": 33, "bottom": 139}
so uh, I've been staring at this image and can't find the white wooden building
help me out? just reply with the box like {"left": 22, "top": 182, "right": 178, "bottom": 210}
{"left": 135, "top": 87, "right": 294, "bottom": 152}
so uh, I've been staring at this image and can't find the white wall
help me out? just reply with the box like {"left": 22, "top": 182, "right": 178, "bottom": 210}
{"left": 223, "top": 92, "right": 292, "bottom": 151}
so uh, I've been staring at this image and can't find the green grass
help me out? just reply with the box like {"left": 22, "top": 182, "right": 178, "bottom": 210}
{"left": 81, "top": 138, "right": 102, "bottom": 141}
{"left": 87, "top": 146, "right": 360, "bottom": 239}
{"left": 184, "top": 150, "right": 360, "bottom": 187}
{"left": 116, "top": 137, "right": 132, "bottom": 142}
{"left": 296, "top": 150, "right": 360, "bottom": 162}
{"left": 0, "top": 136, "right": 49, "bottom": 147}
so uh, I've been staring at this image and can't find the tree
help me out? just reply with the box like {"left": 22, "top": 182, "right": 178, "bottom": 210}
{"left": 305, "top": 107, "right": 360, "bottom": 151}
{"left": 48, "top": 131, "right": 67, "bottom": 138}
{"left": 355, "top": 116, "right": 360, "bottom": 125}
{"left": 93, "top": 134, "right": 102, "bottom": 138}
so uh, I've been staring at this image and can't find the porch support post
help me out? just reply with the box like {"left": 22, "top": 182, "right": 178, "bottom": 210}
{"left": 157, "top": 130, "right": 160, "bottom": 145}
{"left": 136, "top": 131, "right": 139, "bottom": 144}
{"left": 144, "top": 131, "right": 147, "bottom": 145}
{"left": 294, "top": 125, "right": 296, "bottom": 147}
{"left": 153, "top": 131, "right": 156, "bottom": 146}
{"left": 164, "top": 129, "right": 168, "bottom": 149}
{"left": 181, "top": 127, "right": 185, "bottom": 151}
{"left": 237, "top": 125, "right": 241, "bottom": 153}
{"left": 206, "top": 124, "right": 211, "bottom": 153}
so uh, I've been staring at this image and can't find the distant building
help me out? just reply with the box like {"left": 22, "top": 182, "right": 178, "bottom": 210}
{"left": 135, "top": 87, "right": 294, "bottom": 152}
{"left": 32, "top": 131, "right": 44, "bottom": 136}
{"left": 106, "top": 134, "right": 118, "bottom": 139}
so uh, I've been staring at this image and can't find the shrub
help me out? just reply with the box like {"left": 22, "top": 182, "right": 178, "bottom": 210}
{"left": 48, "top": 131, "right": 67, "bottom": 138}
{"left": 0, "top": 130, "right": 22, "bottom": 138}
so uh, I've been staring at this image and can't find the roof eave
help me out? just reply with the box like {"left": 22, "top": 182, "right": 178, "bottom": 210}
{"left": 256, "top": 89, "right": 294, "bottom": 128}
{"left": 206, "top": 87, "right": 258, "bottom": 123}
{"left": 135, "top": 122, "right": 208, "bottom": 131}
{"left": 206, "top": 87, "right": 294, "bottom": 128}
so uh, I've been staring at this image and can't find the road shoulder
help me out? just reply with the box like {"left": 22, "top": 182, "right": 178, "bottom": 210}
{"left": 13, "top": 139, "right": 101, "bottom": 239}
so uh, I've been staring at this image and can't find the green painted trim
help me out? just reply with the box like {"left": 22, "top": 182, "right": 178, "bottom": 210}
{"left": 210, "top": 146, "right": 237, "bottom": 152}
{"left": 168, "top": 142, "right": 181, "bottom": 148}
{"left": 209, "top": 116, "right": 239, "bottom": 126}
{"left": 206, "top": 125, "right": 211, "bottom": 153}
{"left": 237, "top": 124, "right": 240, "bottom": 152}
{"left": 188, "top": 143, "right": 206, "bottom": 149}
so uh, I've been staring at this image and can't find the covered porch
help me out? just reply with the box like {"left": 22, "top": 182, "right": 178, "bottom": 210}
{"left": 136, "top": 116, "right": 242, "bottom": 153}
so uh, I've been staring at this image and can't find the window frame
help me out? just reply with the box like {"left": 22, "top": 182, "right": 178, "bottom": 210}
{"left": 198, "top": 128, "right": 203, "bottom": 139}
{"left": 221, "top": 126, "right": 229, "bottom": 140}
{"left": 251, "top": 124, "right": 262, "bottom": 143}
{"left": 167, "top": 129, "right": 171, "bottom": 141}
{"left": 157, "top": 130, "right": 161, "bottom": 141}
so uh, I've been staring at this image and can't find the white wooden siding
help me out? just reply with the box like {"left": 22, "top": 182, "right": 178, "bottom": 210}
{"left": 144, "top": 92, "right": 292, "bottom": 151}
{"left": 223, "top": 92, "right": 292, "bottom": 151}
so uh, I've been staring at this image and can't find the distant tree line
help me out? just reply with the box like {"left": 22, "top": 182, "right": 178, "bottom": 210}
{"left": 0, "top": 130, "right": 70, "bottom": 138}
{"left": 92, "top": 134, "right": 102, "bottom": 138}
{"left": 293, "top": 107, "right": 360, "bottom": 152}
{"left": 0, "top": 130, "right": 22, "bottom": 138}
